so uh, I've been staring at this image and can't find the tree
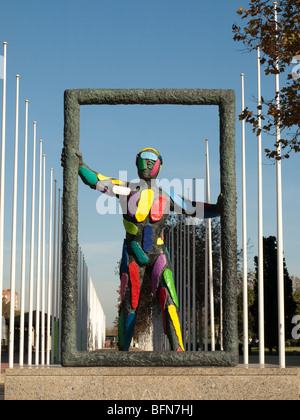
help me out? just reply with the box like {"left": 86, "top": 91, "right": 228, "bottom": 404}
{"left": 251, "top": 236, "right": 296, "bottom": 352}
{"left": 291, "top": 275, "right": 300, "bottom": 316}
{"left": 2, "top": 297, "right": 10, "bottom": 319}
{"left": 233, "top": 0, "right": 300, "bottom": 159}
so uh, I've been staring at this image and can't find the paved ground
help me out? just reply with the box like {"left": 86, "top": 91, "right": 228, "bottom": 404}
{"left": 0, "top": 354, "right": 299, "bottom": 400}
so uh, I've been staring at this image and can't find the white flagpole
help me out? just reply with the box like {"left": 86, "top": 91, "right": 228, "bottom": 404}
{"left": 204, "top": 144, "right": 208, "bottom": 351}
{"left": 220, "top": 243, "right": 223, "bottom": 351}
{"left": 206, "top": 138, "right": 215, "bottom": 351}
{"left": 204, "top": 215, "right": 208, "bottom": 351}
{"left": 28, "top": 121, "right": 37, "bottom": 365}
{"left": 179, "top": 215, "right": 183, "bottom": 328}
{"left": 9, "top": 75, "right": 20, "bottom": 369}
{"left": 257, "top": 46, "right": 265, "bottom": 365}
{"left": 183, "top": 214, "right": 186, "bottom": 350}
{"left": 274, "top": 1, "right": 285, "bottom": 368}
{"left": 35, "top": 140, "right": 43, "bottom": 365}
{"left": 19, "top": 100, "right": 29, "bottom": 367}
{"left": 51, "top": 179, "right": 57, "bottom": 364}
{"left": 192, "top": 178, "right": 196, "bottom": 351}
{"left": 241, "top": 73, "right": 249, "bottom": 364}
{"left": 187, "top": 194, "right": 191, "bottom": 352}
{"left": 41, "top": 153, "right": 46, "bottom": 365}
{"left": 58, "top": 192, "right": 63, "bottom": 361}
{"left": 56, "top": 189, "right": 61, "bottom": 361}
{"left": 176, "top": 218, "right": 179, "bottom": 304}
{"left": 0, "top": 41, "right": 7, "bottom": 369}
{"left": 47, "top": 168, "right": 53, "bottom": 365}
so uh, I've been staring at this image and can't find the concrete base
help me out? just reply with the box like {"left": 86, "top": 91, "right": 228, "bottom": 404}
{"left": 4, "top": 365, "right": 300, "bottom": 400}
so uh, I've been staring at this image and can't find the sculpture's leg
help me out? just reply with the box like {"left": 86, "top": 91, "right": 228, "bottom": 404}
{"left": 153, "top": 254, "right": 185, "bottom": 351}
{"left": 118, "top": 252, "right": 146, "bottom": 351}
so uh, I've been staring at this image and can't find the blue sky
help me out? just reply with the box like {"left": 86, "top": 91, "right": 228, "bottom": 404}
{"left": 0, "top": 0, "right": 299, "bottom": 327}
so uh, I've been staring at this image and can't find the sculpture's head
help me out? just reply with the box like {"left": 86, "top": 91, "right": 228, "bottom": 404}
{"left": 136, "top": 148, "right": 163, "bottom": 181}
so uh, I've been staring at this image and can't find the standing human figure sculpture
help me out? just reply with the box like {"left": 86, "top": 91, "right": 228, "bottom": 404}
{"left": 76, "top": 147, "right": 220, "bottom": 352}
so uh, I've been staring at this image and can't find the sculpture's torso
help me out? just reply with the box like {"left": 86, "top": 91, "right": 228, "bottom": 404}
{"left": 120, "top": 183, "right": 170, "bottom": 266}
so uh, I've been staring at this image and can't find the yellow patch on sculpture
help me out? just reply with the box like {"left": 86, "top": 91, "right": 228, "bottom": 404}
{"left": 168, "top": 305, "right": 185, "bottom": 351}
{"left": 157, "top": 238, "right": 164, "bottom": 245}
{"left": 112, "top": 179, "right": 126, "bottom": 185}
{"left": 135, "top": 189, "right": 154, "bottom": 222}
{"left": 97, "top": 173, "right": 113, "bottom": 181}
{"left": 139, "top": 147, "right": 160, "bottom": 155}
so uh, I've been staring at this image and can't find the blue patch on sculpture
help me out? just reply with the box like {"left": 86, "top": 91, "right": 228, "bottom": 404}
{"left": 121, "top": 239, "right": 128, "bottom": 273}
{"left": 142, "top": 225, "right": 153, "bottom": 253}
{"left": 125, "top": 313, "right": 137, "bottom": 351}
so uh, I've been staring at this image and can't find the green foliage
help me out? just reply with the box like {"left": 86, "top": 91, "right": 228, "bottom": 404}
{"left": 233, "top": 0, "right": 300, "bottom": 159}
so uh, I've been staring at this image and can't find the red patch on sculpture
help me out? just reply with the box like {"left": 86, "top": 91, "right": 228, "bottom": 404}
{"left": 150, "top": 196, "right": 167, "bottom": 222}
{"left": 129, "top": 262, "right": 140, "bottom": 309}
{"left": 158, "top": 287, "right": 167, "bottom": 332}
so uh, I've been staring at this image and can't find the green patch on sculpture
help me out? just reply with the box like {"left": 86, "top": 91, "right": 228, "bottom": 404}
{"left": 78, "top": 166, "right": 97, "bottom": 185}
{"left": 123, "top": 219, "right": 138, "bottom": 235}
{"left": 163, "top": 269, "right": 179, "bottom": 307}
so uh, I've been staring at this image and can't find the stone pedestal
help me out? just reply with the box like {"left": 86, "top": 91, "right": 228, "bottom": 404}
{"left": 4, "top": 365, "right": 300, "bottom": 400}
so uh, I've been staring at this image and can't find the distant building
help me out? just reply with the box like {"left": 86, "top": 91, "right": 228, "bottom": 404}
{"left": 2, "top": 289, "right": 18, "bottom": 310}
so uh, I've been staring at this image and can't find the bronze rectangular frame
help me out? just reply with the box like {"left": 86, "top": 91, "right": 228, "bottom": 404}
{"left": 62, "top": 88, "right": 238, "bottom": 367}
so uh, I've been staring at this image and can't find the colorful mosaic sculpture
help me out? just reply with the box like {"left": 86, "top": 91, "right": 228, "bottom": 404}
{"left": 78, "top": 147, "right": 220, "bottom": 351}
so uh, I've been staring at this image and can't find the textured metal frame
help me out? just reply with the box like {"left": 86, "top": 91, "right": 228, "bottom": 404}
{"left": 62, "top": 88, "right": 238, "bottom": 367}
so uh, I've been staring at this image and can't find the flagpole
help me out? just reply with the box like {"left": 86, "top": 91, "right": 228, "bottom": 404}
{"left": 19, "top": 100, "right": 29, "bottom": 367}
{"left": 179, "top": 215, "right": 183, "bottom": 328}
{"left": 41, "top": 153, "right": 46, "bottom": 365}
{"left": 257, "top": 46, "right": 265, "bottom": 365}
{"left": 274, "top": 1, "right": 285, "bottom": 368}
{"left": 219, "top": 241, "right": 223, "bottom": 351}
{"left": 47, "top": 168, "right": 53, "bottom": 365}
{"left": 51, "top": 179, "right": 57, "bottom": 364}
{"left": 0, "top": 41, "right": 7, "bottom": 369}
{"left": 241, "top": 73, "right": 249, "bottom": 364}
{"left": 187, "top": 189, "right": 191, "bottom": 351}
{"left": 204, "top": 210, "right": 208, "bottom": 351}
{"left": 192, "top": 178, "right": 196, "bottom": 351}
{"left": 56, "top": 189, "right": 61, "bottom": 361}
{"left": 28, "top": 121, "right": 37, "bottom": 365}
{"left": 35, "top": 140, "right": 43, "bottom": 365}
{"left": 183, "top": 214, "right": 186, "bottom": 350}
{"left": 206, "top": 138, "right": 215, "bottom": 351}
{"left": 9, "top": 75, "right": 20, "bottom": 369}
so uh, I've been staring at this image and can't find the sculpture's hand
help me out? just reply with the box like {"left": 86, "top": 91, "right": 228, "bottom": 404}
{"left": 61, "top": 148, "right": 84, "bottom": 169}
{"left": 216, "top": 193, "right": 224, "bottom": 214}
{"left": 76, "top": 150, "right": 84, "bottom": 168}
{"left": 215, "top": 193, "right": 238, "bottom": 213}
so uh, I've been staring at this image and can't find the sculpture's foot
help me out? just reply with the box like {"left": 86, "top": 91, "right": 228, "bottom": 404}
{"left": 176, "top": 348, "right": 184, "bottom": 352}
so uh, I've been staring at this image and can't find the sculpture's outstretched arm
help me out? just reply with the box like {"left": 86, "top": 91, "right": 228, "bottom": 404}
{"left": 182, "top": 197, "right": 221, "bottom": 219}
{"left": 61, "top": 149, "right": 132, "bottom": 197}
{"left": 79, "top": 165, "right": 132, "bottom": 197}
{"left": 166, "top": 190, "right": 222, "bottom": 219}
